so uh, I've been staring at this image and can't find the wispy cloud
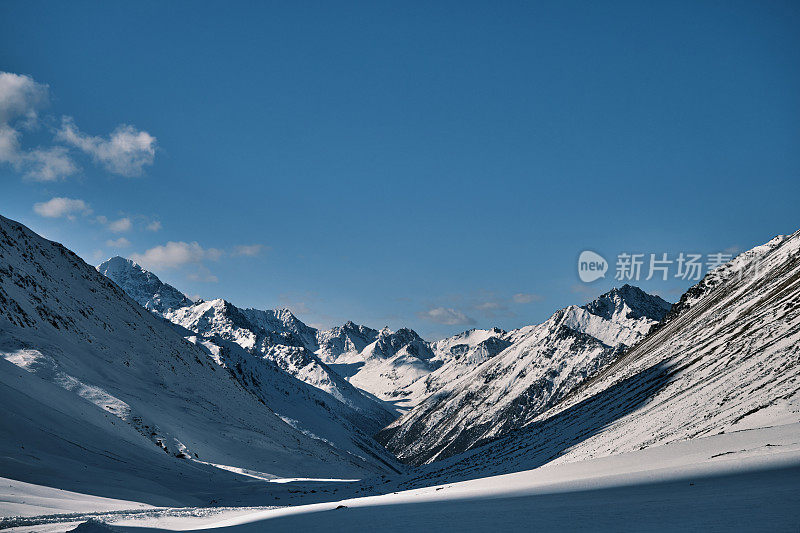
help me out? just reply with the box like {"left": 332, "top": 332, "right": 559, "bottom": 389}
{"left": 417, "top": 307, "right": 476, "bottom": 326}
{"left": 723, "top": 245, "right": 741, "bottom": 255}
{"left": 108, "top": 217, "right": 132, "bottom": 233}
{"left": 512, "top": 292, "right": 543, "bottom": 304}
{"left": 105, "top": 237, "right": 131, "bottom": 248}
{"left": 475, "top": 301, "right": 504, "bottom": 311}
{"left": 33, "top": 197, "right": 91, "bottom": 219}
{"left": 423, "top": 289, "right": 544, "bottom": 325}
{"left": 57, "top": 116, "right": 156, "bottom": 177}
{"left": 0, "top": 71, "right": 48, "bottom": 124}
{"left": 0, "top": 71, "right": 157, "bottom": 181}
{"left": 131, "top": 241, "right": 223, "bottom": 270}
{"left": 0, "top": 73, "right": 77, "bottom": 181}
{"left": 146, "top": 220, "right": 162, "bottom": 232}
{"left": 232, "top": 244, "right": 265, "bottom": 257}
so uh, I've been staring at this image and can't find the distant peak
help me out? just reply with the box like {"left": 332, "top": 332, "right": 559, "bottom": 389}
{"left": 274, "top": 307, "right": 298, "bottom": 318}
{"left": 583, "top": 285, "right": 672, "bottom": 322}
{"left": 98, "top": 255, "right": 140, "bottom": 271}
{"left": 98, "top": 256, "right": 192, "bottom": 314}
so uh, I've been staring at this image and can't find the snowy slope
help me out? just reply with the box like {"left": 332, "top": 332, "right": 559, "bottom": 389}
{"left": 162, "top": 300, "right": 388, "bottom": 421}
{"left": 324, "top": 327, "right": 441, "bottom": 409}
{"left": 0, "top": 215, "right": 398, "bottom": 503}
{"left": 378, "top": 286, "right": 671, "bottom": 464}
{"left": 429, "top": 327, "right": 509, "bottom": 361}
{"left": 400, "top": 231, "right": 800, "bottom": 484}
{"left": 396, "top": 328, "right": 511, "bottom": 408}
{"left": 98, "top": 258, "right": 394, "bottom": 433}
{"left": 316, "top": 321, "right": 379, "bottom": 363}
{"left": 240, "top": 307, "right": 319, "bottom": 352}
{"left": 98, "top": 256, "right": 436, "bottom": 419}
{"left": 42, "top": 424, "right": 800, "bottom": 532}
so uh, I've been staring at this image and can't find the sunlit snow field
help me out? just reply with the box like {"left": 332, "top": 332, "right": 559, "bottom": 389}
{"left": 3, "top": 423, "right": 798, "bottom": 532}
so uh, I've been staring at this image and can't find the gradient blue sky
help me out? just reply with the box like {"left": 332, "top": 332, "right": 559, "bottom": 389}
{"left": 2, "top": 1, "right": 799, "bottom": 339}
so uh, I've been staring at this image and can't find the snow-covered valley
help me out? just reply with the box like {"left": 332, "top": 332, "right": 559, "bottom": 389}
{"left": 4, "top": 424, "right": 799, "bottom": 532}
{"left": 2, "top": 214, "right": 799, "bottom": 531}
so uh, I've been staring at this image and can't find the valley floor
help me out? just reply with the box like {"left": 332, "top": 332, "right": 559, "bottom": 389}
{"left": 3, "top": 423, "right": 799, "bottom": 532}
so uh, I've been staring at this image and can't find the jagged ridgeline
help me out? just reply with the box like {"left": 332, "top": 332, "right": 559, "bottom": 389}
{"left": 0, "top": 214, "right": 402, "bottom": 509}
{"left": 397, "top": 231, "right": 800, "bottom": 485}
{"left": 4, "top": 211, "right": 799, "bottom": 509}
{"left": 377, "top": 285, "right": 672, "bottom": 464}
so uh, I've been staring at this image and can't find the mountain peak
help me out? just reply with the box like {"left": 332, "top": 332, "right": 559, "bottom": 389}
{"left": 371, "top": 327, "right": 433, "bottom": 360}
{"left": 98, "top": 256, "right": 192, "bottom": 314}
{"left": 98, "top": 255, "right": 140, "bottom": 273}
{"left": 583, "top": 284, "right": 672, "bottom": 322}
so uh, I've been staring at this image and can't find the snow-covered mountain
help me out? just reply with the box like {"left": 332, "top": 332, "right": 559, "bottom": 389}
{"left": 377, "top": 285, "right": 671, "bottom": 464}
{"left": 398, "top": 231, "right": 800, "bottom": 485}
{"left": 316, "top": 321, "right": 380, "bottom": 363}
{"left": 3, "top": 213, "right": 799, "bottom": 529}
{"left": 97, "top": 256, "right": 193, "bottom": 313}
{"left": 0, "top": 215, "right": 400, "bottom": 505}
{"left": 241, "top": 306, "right": 320, "bottom": 351}
{"left": 316, "top": 326, "right": 444, "bottom": 411}
{"left": 396, "top": 328, "right": 512, "bottom": 406}
{"left": 95, "top": 259, "right": 511, "bottom": 416}
{"left": 98, "top": 256, "right": 453, "bottom": 416}
{"left": 313, "top": 288, "right": 670, "bottom": 418}
{"left": 98, "top": 257, "right": 394, "bottom": 432}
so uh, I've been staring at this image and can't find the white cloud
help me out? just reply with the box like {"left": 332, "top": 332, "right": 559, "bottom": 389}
{"left": 57, "top": 116, "right": 156, "bottom": 177}
{"left": 513, "top": 292, "right": 543, "bottom": 304}
{"left": 22, "top": 146, "right": 77, "bottom": 181}
{"left": 0, "top": 126, "right": 77, "bottom": 181}
{"left": 0, "top": 124, "right": 20, "bottom": 162}
{"left": 417, "top": 307, "right": 475, "bottom": 326}
{"left": 108, "top": 217, "right": 132, "bottom": 233}
{"left": 106, "top": 237, "right": 131, "bottom": 248}
{"left": 205, "top": 247, "right": 223, "bottom": 261}
{"left": 232, "top": 244, "right": 264, "bottom": 257}
{"left": 2, "top": 72, "right": 158, "bottom": 181}
{"left": 131, "top": 241, "right": 222, "bottom": 270}
{"left": 146, "top": 220, "right": 162, "bottom": 232}
{"left": 0, "top": 72, "right": 48, "bottom": 124}
{"left": 0, "top": 74, "right": 76, "bottom": 181}
{"left": 33, "top": 197, "right": 91, "bottom": 219}
{"left": 471, "top": 295, "right": 516, "bottom": 319}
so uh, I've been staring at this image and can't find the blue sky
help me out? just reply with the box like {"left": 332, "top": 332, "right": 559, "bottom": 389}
{"left": 1, "top": 1, "right": 799, "bottom": 339}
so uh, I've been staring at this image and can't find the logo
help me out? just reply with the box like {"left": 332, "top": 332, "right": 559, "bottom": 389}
{"left": 578, "top": 250, "right": 608, "bottom": 283}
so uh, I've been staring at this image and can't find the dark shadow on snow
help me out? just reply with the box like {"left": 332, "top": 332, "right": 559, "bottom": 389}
{"left": 402, "top": 359, "right": 677, "bottom": 488}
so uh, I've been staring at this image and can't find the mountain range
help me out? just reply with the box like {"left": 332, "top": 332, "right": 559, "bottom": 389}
{"left": 1, "top": 212, "right": 798, "bottom": 529}
{"left": 377, "top": 285, "right": 672, "bottom": 464}
{"left": 0, "top": 215, "right": 400, "bottom": 507}
{"left": 397, "top": 230, "right": 800, "bottom": 488}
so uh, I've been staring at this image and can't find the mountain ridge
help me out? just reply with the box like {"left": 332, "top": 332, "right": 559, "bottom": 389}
{"left": 0, "top": 215, "right": 399, "bottom": 500}
{"left": 376, "top": 285, "right": 673, "bottom": 464}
